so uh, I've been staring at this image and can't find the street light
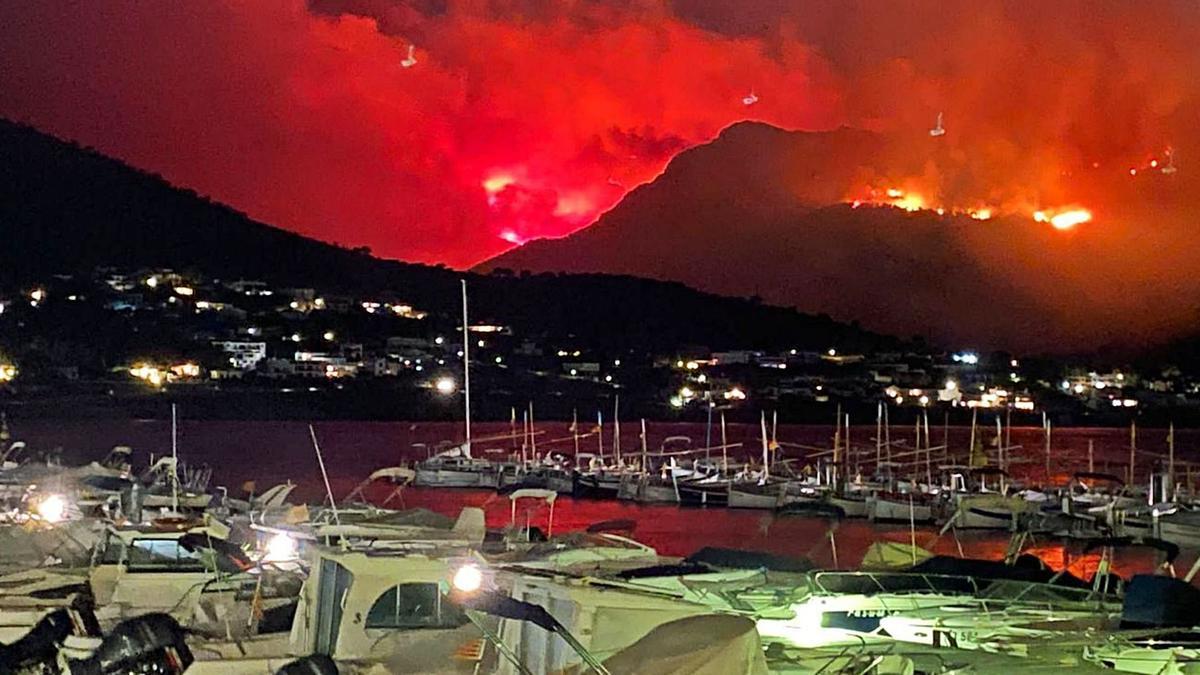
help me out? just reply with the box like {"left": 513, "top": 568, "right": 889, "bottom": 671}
{"left": 435, "top": 377, "right": 457, "bottom": 395}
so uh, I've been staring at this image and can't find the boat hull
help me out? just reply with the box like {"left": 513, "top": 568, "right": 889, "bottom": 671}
{"left": 413, "top": 469, "right": 494, "bottom": 488}
{"left": 868, "top": 496, "right": 934, "bottom": 523}
{"left": 572, "top": 473, "right": 621, "bottom": 499}
{"left": 828, "top": 495, "right": 870, "bottom": 518}
{"left": 677, "top": 482, "right": 729, "bottom": 507}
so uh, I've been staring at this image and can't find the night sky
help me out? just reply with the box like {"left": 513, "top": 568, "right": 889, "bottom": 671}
{"left": 1, "top": 1, "right": 1197, "bottom": 270}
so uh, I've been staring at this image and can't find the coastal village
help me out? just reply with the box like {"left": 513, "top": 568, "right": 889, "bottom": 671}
{"left": 0, "top": 266, "right": 1195, "bottom": 424}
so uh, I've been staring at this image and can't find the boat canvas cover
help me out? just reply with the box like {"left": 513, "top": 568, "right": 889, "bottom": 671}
{"left": 859, "top": 541, "right": 934, "bottom": 569}
{"left": 684, "top": 547, "right": 812, "bottom": 573}
{"left": 909, "top": 554, "right": 1090, "bottom": 587}
{"left": 601, "top": 614, "right": 768, "bottom": 675}
{"left": 1121, "top": 575, "right": 1200, "bottom": 628}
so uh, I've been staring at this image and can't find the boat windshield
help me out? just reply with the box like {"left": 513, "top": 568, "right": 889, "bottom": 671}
{"left": 365, "top": 582, "right": 467, "bottom": 630}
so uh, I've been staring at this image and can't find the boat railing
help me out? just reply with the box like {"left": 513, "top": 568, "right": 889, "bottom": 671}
{"left": 808, "top": 571, "right": 982, "bottom": 598}
{"left": 809, "top": 633, "right": 894, "bottom": 675}
{"left": 805, "top": 571, "right": 1113, "bottom": 610}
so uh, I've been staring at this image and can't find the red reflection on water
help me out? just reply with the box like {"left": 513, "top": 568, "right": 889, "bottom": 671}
{"left": 9, "top": 418, "right": 1185, "bottom": 576}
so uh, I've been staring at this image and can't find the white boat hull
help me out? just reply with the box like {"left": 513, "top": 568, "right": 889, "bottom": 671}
{"left": 414, "top": 469, "right": 494, "bottom": 488}
{"left": 868, "top": 497, "right": 933, "bottom": 523}
{"left": 637, "top": 483, "right": 679, "bottom": 504}
{"left": 727, "top": 486, "right": 784, "bottom": 510}
{"left": 828, "top": 495, "right": 870, "bottom": 518}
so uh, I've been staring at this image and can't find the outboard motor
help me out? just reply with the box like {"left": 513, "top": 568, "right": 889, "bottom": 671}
{"left": 1121, "top": 575, "right": 1200, "bottom": 629}
{"left": 0, "top": 609, "right": 84, "bottom": 675}
{"left": 275, "top": 655, "right": 339, "bottom": 675}
{"left": 68, "top": 614, "right": 192, "bottom": 675}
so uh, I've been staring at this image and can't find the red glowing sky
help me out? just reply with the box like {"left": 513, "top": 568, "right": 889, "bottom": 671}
{"left": 0, "top": 1, "right": 1197, "bottom": 268}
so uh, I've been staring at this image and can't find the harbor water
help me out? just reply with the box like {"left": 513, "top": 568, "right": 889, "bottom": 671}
{"left": 11, "top": 418, "right": 1190, "bottom": 579}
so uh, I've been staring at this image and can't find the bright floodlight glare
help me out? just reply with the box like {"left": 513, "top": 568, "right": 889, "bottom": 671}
{"left": 435, "top": 377, "right": 457, "bottom": 395}
{"left": 36, "top": 494, "right": 67, "bottom": 523}
{"left": 452, "top": 564, "right": 484, "bottom": 593}
{"left": 264, "top": 533, "right": 298, "bottom": 562}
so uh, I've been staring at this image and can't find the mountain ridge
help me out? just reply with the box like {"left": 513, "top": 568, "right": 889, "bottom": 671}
{"left": 0, "top": 118, "right": 902, "bottom": 354}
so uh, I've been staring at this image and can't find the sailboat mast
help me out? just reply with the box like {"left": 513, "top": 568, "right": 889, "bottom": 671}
{"left": 720, "top": 411, "right": 728, "bottom": 475}
{"left": 572, "top": 408, "right": 580, "bottom": 457}
{"left": 968, "top": 407, "right": 977, "bottom": 466}
{"left": 844, "top": 413, "right": 851, "bottom": 480}
{"left": 1044, "top": 418, "right": 1052, "bottom": 481}
{"left": 1004, "top": 407, "right": 1012, "bottom": 455}
{"left": 1130, "top": 420, "right": 1137, "bottom": 485}
{"left": 1169, "top": 422, "right": 1176, "bottom": 493}
{"left": 460, "top": 279, "right": 471, "bottom": 457}
{"left": 772, "top": 410, "right": 778, "bottom": 467}
{"left": 171, "top": 403, "right": 178, "bottom": 512}
{"left": 528, "top": 401, "right": 536, "bottom": 460}
{"left": 640, "top": 418, "right": 648, "bottom": 473}
{"left": 876, "top": 402, "right": 883, "bottom": 469}
{"left": 924, "top": 410, "right": 932, "bottom": 487}
{"left": 995, "top": 415, "right": 1003, "bottom": 471}
{"left": 612, "top": 395, "right": 621, "bottom": 466}
{"left": 833, "top": 404, "right": 842, "bottom": 486}
{"left": 760, "top": 412, "right": 770, "bottom": 481}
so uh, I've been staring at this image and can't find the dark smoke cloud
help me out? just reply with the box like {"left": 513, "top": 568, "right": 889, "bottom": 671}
{"left": 0, "top": 0, "right": 1197, "bottom": 348}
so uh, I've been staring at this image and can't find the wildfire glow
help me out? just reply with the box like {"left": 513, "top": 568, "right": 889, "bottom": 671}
{"left": 970, "top": 209, "right": 992, "bottom": 221}
{"left": 482, "top": 174, "right": 515, "bottom": 196}
{"left": 1046, "top": 207, "right": 1094, "bottom": 230}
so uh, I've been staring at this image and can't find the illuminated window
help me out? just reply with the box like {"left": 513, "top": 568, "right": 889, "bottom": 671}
{"left": 365, "top": 583, "right": 465, "bottom": 629}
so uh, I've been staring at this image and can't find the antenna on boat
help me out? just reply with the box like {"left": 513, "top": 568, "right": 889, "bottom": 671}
{"left": 461, "top": 279, "right": 471, "bottom": 458}
{"left": 310, "top": 424, "right": 341, "bottom": 526}
{"left": 171, "top": 403, "right": 179, "bottom": 513}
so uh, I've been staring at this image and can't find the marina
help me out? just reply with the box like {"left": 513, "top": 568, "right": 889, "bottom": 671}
{"left": 2, "top": 412, "right": 1200, "bottom": 674}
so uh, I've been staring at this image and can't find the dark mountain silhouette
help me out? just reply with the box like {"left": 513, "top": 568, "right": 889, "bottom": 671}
{"left": 481, "top": 122, "right": 1196, "bottom": 353}
{"left": 0, "top": 119, "right": 900, "bottom": 354}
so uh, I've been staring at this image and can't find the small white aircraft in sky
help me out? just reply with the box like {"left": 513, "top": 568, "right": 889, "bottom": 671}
{"left": 1162, "top": 147, "right": 1178, "bottom": 175}
{"left": 929, "top": 112, "right": 946, "bottom": 137}
{"left": 742, "top": 90, "right": 759, "bottom": 106}
{"left": 401, "top": 44, "right": 418, "bottom": 68}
